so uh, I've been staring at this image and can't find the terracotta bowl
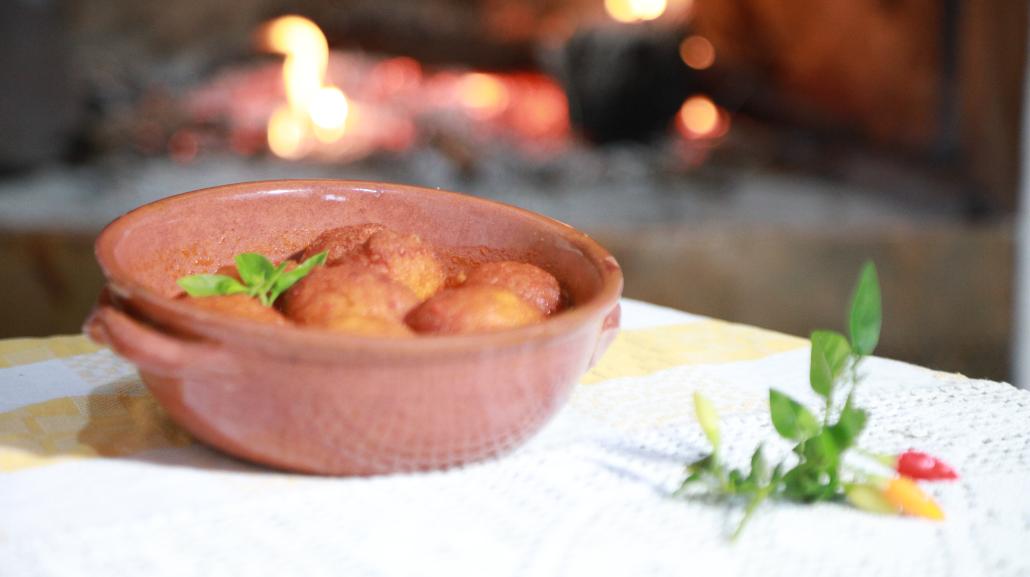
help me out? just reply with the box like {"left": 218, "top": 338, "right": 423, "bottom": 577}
{"left": 85, "top": 180, "right": 622, "bottom": 475}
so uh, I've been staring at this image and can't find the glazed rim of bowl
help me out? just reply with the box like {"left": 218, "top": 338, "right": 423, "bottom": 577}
{"left": 95, "top": 179, "right": 623, "bottom": 360}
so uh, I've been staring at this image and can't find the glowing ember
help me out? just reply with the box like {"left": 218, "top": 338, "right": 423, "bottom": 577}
{"left": 605, "top": 0, "right": 668, "bottom": 23}
{"left": 457, "top": 73, "right": 511, "bottom": 118}
{"left": 676, "top": 95, "right": 728, "bottom": 139}
{"left": 370, "top": 57, "right": 423, "bottom": 98}
{"left": 187, "top": 17, "right": 572, "bottom": 161}
{"left": 508, "top": 76, "right": 569, "bottom": 140}
{"left": 680, "top": 35, "right": 715, "bottom": 70}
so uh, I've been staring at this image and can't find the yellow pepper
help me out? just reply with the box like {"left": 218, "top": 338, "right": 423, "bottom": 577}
{"left": 882, "top": 477, "right": 945, "bottom": 520}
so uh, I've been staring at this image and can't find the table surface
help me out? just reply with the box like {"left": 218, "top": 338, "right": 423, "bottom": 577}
{"left": 2, "top": 299, "right": 1028, "bottom": 577}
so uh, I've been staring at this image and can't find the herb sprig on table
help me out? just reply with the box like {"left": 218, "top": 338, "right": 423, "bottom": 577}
{"left": 674, "top": 262, "right": 956, "bottom": 539}
{"left": 177, "top": 251, "right": 327, "bottom": 307}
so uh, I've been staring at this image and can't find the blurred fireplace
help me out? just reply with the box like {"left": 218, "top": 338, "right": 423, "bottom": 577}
{"left": 1, "top": 0, "right": 1022, "bottom": 213}
{"left": 0, "top": 0, "right": 1025, "bottom": 380}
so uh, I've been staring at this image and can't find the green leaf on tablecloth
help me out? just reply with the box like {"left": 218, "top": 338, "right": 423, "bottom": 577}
{"left": 736, "top": 446, "right": 768, "bottom": 493}
{"left": 783, "top": 431, "right": 842, "bottom": 501}
{"left": 849, "top": 261, "right": 881, "bottom": 356}
{"left": 675, "top": 260, "right": 951, "bottom": 538}
{"left": 673, "top": 454, "right": 715, "bottom": 496}
{"left": 769, "top": 389, "right": 820, "bottom": 441}
{"left": 809, "top": 330, "right": 851, "bottom": 398}
{"left": 829, "top": 394, "right": 868, "bottom": 449}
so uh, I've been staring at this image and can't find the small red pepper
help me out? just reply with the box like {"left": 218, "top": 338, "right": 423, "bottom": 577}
{"left": 895, "top": 450, "right": 958, "bottom": 481}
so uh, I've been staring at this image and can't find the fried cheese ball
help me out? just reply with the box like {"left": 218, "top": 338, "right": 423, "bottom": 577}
{"left": 302, "top": 223, "right": 386, "bottom": 265}
{"left": 187, "top": 294, "right": 287, "bottom": 325}
{"left": 464, "top": 261, "right": 561, "bottom": 315}
{"left": 352, "top": 229, "right": 446, "bottom": 300}
{"left": 282, "top": 263, "right": 420, "bottom": 333}
{"left": 406, "top": 285, "right": 543, "bottom": 335}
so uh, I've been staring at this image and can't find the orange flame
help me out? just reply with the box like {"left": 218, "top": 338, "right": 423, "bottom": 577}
{"left": 310, "top": 86, "right": 350, "bottom": 143}
{"left": 267, "top": 105, "right": 309, "bottom": 159}
{"left": 261, "top": 16, "right": 328, "bottom": 111}
{"left": 260, "top": 15, "right": 350, "bottom": 157}
{"left": 605, "top": 0, "right": 668, "bottom": 23}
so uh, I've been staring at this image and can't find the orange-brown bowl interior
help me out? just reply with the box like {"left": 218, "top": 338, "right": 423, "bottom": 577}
{"left": 97, "top": 179, "right": 622, "bottom": 358}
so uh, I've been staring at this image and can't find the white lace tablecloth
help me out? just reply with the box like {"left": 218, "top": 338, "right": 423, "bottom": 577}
{"left": 2, "top": 299, "right": 1029, "bottom": 577}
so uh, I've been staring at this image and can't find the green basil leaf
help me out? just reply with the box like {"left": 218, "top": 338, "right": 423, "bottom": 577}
{"left": 267, "top": 251, "right": 328, "bottom": 305}
{"left": 255, "top": 261, "right": 288, "bottom": 300}
{"left": 693, "top": 391, "right": 721, "bottom": 449}
{"left": 809, "top": 330, "right": 851, "bottom": 398}
{"left": 849, "top": 261, "right": 882, "bottom": 356}
{"left": 829, "top": 394, "right": 868, "bottom": 449}
{"left": 235, "top": 253, "right": 276, "bottom": 288}
{"left": 176, "top": 274, "right": 248, "bottom": 297}
{"left": 769, "top": 389, "right": 820, "bottom": 441}
{"left": 269, "top": 260, "right": 290, "bottom": 283}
